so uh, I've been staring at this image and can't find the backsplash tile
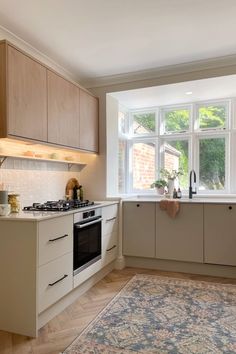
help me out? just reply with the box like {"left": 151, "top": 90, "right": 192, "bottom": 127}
{"left": 0, "top": 158, "right": 80, "bottom": 206}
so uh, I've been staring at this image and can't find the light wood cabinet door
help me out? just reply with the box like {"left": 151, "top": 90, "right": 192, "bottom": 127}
{"left": 123, "top": 202, "right": 156, "bottom": 258}
{"left": 47, "top": 70, "right": 80, "bottom": 148}
{"left": 156, "top": 203, "right": 203, "bottom": 263}
{"left": 204, "top": 204, "right": 236, "bottom": 266}
{"left": 7, "top": 45, "right": 47, "bottom": 141}
{"left": 79, "top": 89, "right": 98, "bottom": 152}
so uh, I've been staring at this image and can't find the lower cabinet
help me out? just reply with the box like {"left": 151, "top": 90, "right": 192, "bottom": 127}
{"left": 156, "top": 203, "right": 203, "bottom": 263}
{"left": 123, "top": 202, "right": 156, "bottom": 258}
{"left": 204, "top": 204, "right": 236, "bottom": 266}
{"left": 38, "top": 252, "right": 73, "bottom": 313}
{"left": 102, "top": 204, "right": 118, "bottom": 266}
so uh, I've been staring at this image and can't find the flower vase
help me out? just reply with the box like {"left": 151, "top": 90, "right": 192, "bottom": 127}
{"left": 168, "top": 179, "right": 175, "bottom": 196}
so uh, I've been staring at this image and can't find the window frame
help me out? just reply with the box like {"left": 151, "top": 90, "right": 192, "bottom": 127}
{"left": 118, "top": 98, "right": 232, "bottom": 196}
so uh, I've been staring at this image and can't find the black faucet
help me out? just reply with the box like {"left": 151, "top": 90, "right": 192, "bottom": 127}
{"left": 189, "top": 170, "right": 197, "bottom": 199}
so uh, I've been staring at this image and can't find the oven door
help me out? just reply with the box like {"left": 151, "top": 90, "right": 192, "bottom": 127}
{"left": 73, "top": 216, "right": 102, "bottom": 276}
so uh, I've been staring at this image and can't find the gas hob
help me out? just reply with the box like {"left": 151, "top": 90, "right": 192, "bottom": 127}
{"left": 23, "top": 200, "right": 95, "bottom": 212}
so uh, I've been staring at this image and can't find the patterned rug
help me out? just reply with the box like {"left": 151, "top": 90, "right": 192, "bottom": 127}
{"left": 63, "top": 274, "right": 236, "bottom": 354}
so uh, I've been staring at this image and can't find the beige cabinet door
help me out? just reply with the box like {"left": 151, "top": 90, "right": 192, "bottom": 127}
{"left": 123, "top": 202, "right": 156, "bottom": 258}
{"left": 7, "top": 45, "right": 47, "bottom": 141}
{"left": 47, "top": 70, "right": 80, "bottom": 148}
{"left": 204, "top": 204, "right": 236, "bottom": 266}
{"left": 79, "top": 89, "right": 98, "bottom": 152}
{"left": 156, "top": 203, "right": 203, "bottom": 263}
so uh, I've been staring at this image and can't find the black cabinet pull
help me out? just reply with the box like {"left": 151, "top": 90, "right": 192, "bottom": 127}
{"left": 229, "top": 206, "right": 232, "bottom": 210}
{"left": 48, "top": 274, "right": 68, "bottom": 287}
{"left": 136, "top": 204, "right": 140, "bottom": 207}
{"left": 49, "top": 234, "right": 69, "bottom": 242}
{"left": 106, "top": 245, "right": 117, "bottom": 252}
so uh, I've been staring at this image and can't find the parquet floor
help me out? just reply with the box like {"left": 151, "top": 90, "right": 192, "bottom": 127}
{"left": 1, "top": 267, "right": 236, "bottom": 354}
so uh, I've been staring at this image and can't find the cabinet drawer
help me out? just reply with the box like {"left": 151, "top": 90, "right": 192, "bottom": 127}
{"left": 102, "top": 231, "right": 118, "bottom": 267}
{"left": 38, "top": 215, "right": 73, "bottom": 266}
{"left": 102, "top": 204, "right": 118, "bottom": 236}
{"left": 38, "top": 252, "right": 73, "bottom": 313}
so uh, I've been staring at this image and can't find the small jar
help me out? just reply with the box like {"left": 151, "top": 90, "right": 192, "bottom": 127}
{"left": 8, "top": 194, "right": 20, "bottom": 213}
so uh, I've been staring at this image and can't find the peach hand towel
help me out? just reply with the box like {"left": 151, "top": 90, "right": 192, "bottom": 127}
{"left": 159, "top": 199, "right": 180, "bottom": 218}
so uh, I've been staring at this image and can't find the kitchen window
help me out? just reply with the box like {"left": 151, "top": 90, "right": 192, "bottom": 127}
{"left": 119, "top": 99, "right": 231, "bottom": 195}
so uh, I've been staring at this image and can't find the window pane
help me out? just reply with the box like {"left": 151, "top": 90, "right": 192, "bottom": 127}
{"left": 164, "top": 109, "right": 190, "bottom": 133}
{"left": 118, "top": 140, "right": 126, "bottom": 193}
{"left": 132, "top": 142, "right": 155, "bottom": 190}
{"left": 199, "top": 138, "right": 225, "bottom": 190}
{"left": 132, "top": 113, "right": 155, "bottom": 135}
{"left": 198, "top": 104, "right": 226, "bottom": 129}
{"left": 163, "top": 140, "right": 189, "bottom": 189}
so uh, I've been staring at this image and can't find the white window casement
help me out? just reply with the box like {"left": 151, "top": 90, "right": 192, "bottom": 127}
{"left": 118, "top": 98, "right": 232, "bottom": 195}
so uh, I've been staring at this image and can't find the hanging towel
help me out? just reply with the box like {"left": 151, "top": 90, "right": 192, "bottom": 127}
{"left": 159, "top": 199, "right": 180, "bottom": 218}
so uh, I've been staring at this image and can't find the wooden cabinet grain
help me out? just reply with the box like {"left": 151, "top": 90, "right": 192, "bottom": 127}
{"left": 79, "top": 89, "right": 98, "bottom": 152}
{"left": 204, "top": 204, "right": 236, "bottom": 266}
{"left": 0, "top": 42, "right": 47, "bottom": 141}
{"left": 156, "top": 203, "right": 203, "bottom": 263}
{"left": 47, "top": 70, "right": 80, "bottom": 148}
{"left": 123, "top": 202, "right": 155, "bottom": 258}
{"left": 0, "top": 40, "right": 99, "bottom": 153}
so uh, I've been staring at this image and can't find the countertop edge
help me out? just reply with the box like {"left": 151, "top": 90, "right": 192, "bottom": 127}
{"left": 0, "top": 200, "right": 119, "bottom": 221}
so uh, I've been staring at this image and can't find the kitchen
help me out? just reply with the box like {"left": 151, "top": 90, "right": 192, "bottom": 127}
{"left": 1, "top": 1, "right": 236, "bottom": 353}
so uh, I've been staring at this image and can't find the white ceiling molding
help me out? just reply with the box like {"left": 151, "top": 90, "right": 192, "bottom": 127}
{"left": 82, "top": 54, "right": 236, "bottom": 89}
{"left": 0, "top": 25, "right": 84, "bottom": 88}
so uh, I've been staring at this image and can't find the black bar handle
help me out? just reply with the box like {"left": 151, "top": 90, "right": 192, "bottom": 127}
{"left": 106, "top": 245, "right": 117, "bottom": 252}
{"left": 48, "top": 274, "right": 68, "bottom": 287}
{"left": 49, "top": 234, "right": 69, "bottom": 242}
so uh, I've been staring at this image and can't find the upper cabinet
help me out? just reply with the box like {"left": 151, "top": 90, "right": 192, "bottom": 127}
{"left": 0, "top": 41, "right": 99, "bottom": 153}
{"left": 47, "top": 71, "right": 80, "bottom": 148}
{"left": 0, "top": 43, "right": 47, "bottom": 141}
{"left": 79, "top": 90, "right": 98, "bottom": 152}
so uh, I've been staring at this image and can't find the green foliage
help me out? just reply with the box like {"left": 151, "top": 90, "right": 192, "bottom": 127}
{"left": 150, "top": 179, "right": 168, "bottom": 188}
{"left": 133, "top": 113, "right": 155, "bottom": 132}
{"left": 165, "top": 109, "right": 189, "bottom": 132}
{"left": 199, "top": 105, "right": 225, "bottom": 129}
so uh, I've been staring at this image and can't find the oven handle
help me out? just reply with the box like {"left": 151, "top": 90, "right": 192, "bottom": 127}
{"left": 74, "top": 217, "right": 102, "bottom": 229}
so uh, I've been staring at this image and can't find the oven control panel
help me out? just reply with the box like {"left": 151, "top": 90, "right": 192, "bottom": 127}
{"left": 74, "top": 208, "right": 101, "bottom": 224}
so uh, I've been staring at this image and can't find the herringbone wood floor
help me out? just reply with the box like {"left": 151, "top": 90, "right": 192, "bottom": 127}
{"left": 1, "top": 267, "right": 236, "bottom": 354}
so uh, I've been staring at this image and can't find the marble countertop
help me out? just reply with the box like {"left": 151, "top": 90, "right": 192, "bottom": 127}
{"left": 0, "top": 200, "right": 119, "bottom": 221}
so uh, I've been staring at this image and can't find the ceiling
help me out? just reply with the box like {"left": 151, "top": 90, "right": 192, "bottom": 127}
{"left": 0, "top": 0, "right": 236, "bottom": 84}
{"left": 109, "top": 74, "right": 236, "bottom": 109}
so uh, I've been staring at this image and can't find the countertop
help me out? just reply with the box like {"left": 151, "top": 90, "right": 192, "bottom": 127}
{"left": 123, "top": 196, "right": 236, "bottom": 204}
{"left": 0, "top": 201, "right": 119, "bottom": 221}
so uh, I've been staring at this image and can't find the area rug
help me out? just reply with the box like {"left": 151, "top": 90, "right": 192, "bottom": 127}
{"left": 63, "top": 274, "right": 236, "bottom": 353}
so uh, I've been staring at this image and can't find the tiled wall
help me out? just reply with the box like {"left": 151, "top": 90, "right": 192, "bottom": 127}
{"left": 0, "top": 158, "right": 81, "bottom": 206}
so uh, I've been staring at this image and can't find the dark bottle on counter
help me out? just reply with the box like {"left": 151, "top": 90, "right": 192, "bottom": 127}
{"left": 177, "top": 188, "right": 182, "bottom": 199}
{"left": 79, "top": 185, "right": 84, "bottom": 201}
{"left": 73, "top": 186, "right": 78, "bottom": 200}
{"left": 173, "top": 188, "right": 177, "bottom": 199}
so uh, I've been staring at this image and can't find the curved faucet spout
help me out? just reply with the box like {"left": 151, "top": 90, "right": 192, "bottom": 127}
{"left": 189, "top": 170, "right": 197, "bottom": 199}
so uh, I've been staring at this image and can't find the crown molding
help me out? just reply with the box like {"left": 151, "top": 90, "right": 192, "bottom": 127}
{"left": 82, "top": 54, "right": 236, "bottom": 89}
{"left": 0, "top": 24, "right": 84, "bottom": 86}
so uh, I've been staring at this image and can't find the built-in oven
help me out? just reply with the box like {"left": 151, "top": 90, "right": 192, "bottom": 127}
{"left": 73, "top": 208, "right": 102, "bottom": 276}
